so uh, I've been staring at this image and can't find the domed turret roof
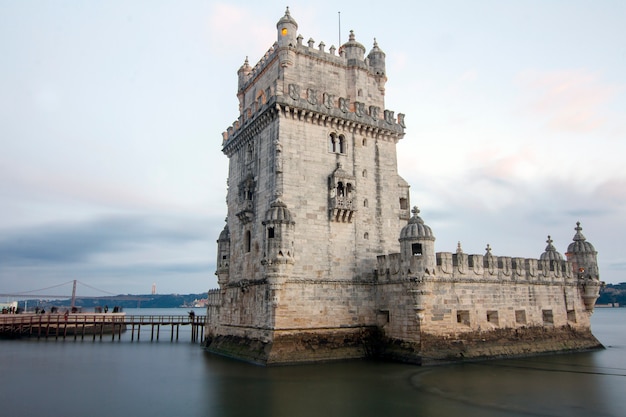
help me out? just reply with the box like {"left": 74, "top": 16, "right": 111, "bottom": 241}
{"left": 263, "top": 199, "right": 294, "bottom": 224}
{"left": 340, "top": 30, "right": 366, "bottom": 56}
{"left": 540, "top": 235, "right": 564, "bottom": 261}
{"left": 367, "top": 38, "right": 385, "bottom": 57}
{"left": 238, "top": 56, "right": 251, "bottom": 74}
{"left": 567, "top": 222, "right": 596, "bottom": 254}
{"left": 276, "top": 7, "right": 298, "bottom": 29}
{"left": 400, "top": 207, "right": 434, "bottom": 241}
{"left": 218, "top": 221, "right": 229, "bottom": 242}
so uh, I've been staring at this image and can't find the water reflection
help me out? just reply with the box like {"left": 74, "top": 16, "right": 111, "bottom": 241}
{"left": 202, "top": 343, "right": 625, "bottom": 417}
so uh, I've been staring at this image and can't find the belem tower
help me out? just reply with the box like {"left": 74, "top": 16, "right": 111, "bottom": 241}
{"left": 205, "top": 9, "right": 603, "bottom": 365}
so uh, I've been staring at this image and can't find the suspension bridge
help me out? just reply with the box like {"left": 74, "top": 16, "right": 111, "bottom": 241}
{"left": 0, "top": 281, "right": 206, "bottom": 343}
{"left": 0, "top": 279, "right": 146, "bottom": 310}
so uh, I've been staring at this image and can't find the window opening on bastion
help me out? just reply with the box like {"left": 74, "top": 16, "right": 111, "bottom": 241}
{"left": 399, "top": 197, "right": 408, "bottom": 210}
{"left": 412, "top": 243, "right": 422, "bottom": 256}
{"left": 456, "top": 310, "right": 470, "bottom": 326}
{"left": 515, "top": 310, "right": 527, "bottom": 324}
{"left": 268, "top": 227, "right": 275, "bottom": 239}
{"left": 542, "top": 309, "right": 554, "bottom": 326}
{"left": 567, "top": 310, "right": 577, "bottom": 323}
{"left": 487, "top": 310, "right": 499, "bottom": 326}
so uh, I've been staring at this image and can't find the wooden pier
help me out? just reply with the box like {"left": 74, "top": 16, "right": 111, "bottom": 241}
{"left": 0, "top": 313, "right": 206, "bottom": 343}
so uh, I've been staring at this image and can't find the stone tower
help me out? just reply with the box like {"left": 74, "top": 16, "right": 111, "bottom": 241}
{"left": 206, "top": 9, "right": 603, "bottom": 366}
{"left": 206, "top": 9, "right": 408, "bottom": 364}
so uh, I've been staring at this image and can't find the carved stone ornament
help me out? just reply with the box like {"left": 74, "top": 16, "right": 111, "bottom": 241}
{"left": 323, "top": 92, "right": 334, "bottom": 109}
{"left": 397, "top": 113, "right": 406, "bottom": 128}
{"left": 307, "top": 88, "right": 318, "bottom": 105}
{"left": 288, "top": 84, "right": 300, "bottom": 100}
{"left": 339, "top": 97, "right": 349, "bottom": 113}
{"left": 384, "top": 109, "right": 394, "bottom": 124}
{"left": 527, "top": 259, "right": 537, "bottom": 278}
{"left": 369, "top": 105, "right": 379, "bottom": 120}
{"left": 355, "top": 102, "right": 364, "bottom": 117}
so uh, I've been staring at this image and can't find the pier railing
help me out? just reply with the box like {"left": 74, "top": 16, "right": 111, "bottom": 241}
{"left": 0, "top": 313, "right": 206, "bottom": 343}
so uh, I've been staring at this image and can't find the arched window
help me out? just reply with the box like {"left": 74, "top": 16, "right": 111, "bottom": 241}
{"left": 363, "top": 199, "right": 368, "bottom": 208}
{"left": 329, "top": 133, "right": 337, "bottom": 153}
{"left": 337, "top": 182, "right": 345, "bottom": 197}
{"left": 362, "top": 169, "right": 367, "bottom": 178}
{"left": 329, "top": 132, "right": 347, "bottom": 154}
{"left": 339, "top": 135, "right": 346, "bottom": 154}
{"left": 364, "top": 232, "right": 369, "bottom": 240}
{"left": 245, "top": 230, "right": 251, "bottom": 253}
{"left": 362, "top": 138, "right": 367, "bottom": 146}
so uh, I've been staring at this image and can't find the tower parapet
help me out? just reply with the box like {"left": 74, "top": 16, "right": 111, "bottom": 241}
{"left": 223, "top": 9, "right": 404, "bottom": 149}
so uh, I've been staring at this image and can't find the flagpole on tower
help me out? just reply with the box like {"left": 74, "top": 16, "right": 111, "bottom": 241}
{"left": 338, "top": 11, "right": 341, "bottom": 46}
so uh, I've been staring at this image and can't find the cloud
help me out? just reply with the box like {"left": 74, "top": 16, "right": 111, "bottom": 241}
{"left": 0, "top": 214, "right": 210, "bottom": 266}
{"left": 517, "top": 69, "right": 621, "bottom": 133}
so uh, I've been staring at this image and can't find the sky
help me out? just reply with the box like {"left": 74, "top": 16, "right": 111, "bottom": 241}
{"left": 0, "top": 0, "right": 625, "bottom": 297}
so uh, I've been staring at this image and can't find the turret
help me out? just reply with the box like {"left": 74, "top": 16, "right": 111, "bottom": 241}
{"left": 540, "top": 235, "right": 564, "bottom": 273}
{"left": 276, "top": 7, "right": 298, "bottom": 47}
{"left": 565, "top": 222, "right": 599, "bottom": 279}
{"left": 399, "top": 207, "right": 436, "bottom": 275}
{"left": 261, "top": 199, "right": 295, "bottom": 273}
{"left": 216, "top": 221, "right": 230, "bottom": 285}
{"left": 367, "top": 39, "right": 387, "bottom": 92}
{"left": 340, "top": 30, "right": 366, "bottom": 64}
{"left": 237, "top": 57, "right": 252, "bottom": 91}
{"left": 565, "top": 222, "right": 601, "bottom": 311}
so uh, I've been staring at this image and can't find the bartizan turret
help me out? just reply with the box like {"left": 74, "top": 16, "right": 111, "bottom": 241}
{"left": 216, "top": 220, "right": 230, "bottom": 286}
{"left": 261, "top": 199, "right": 295, "bottom": 273}
{"left": 276, "top": 7, "right": 297, "bottom": 68}
{"left": 276, "top": 7, "right": 298, "bottom": 47}
{"left": 399, "top": 207, "right": 436, "bottom": 276}
{"left": 566, "top": 222, "right": 602, "bottom": 311}
{"left": 367, "top": 39, "right": 387, "bottom": 93}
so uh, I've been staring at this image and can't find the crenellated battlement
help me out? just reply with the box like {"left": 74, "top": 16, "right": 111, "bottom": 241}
{"left": 376, "top": 250, "right": 578, "bottom": 284}
{"left": 237, "top": 33, "right": 383, "bottom": 93}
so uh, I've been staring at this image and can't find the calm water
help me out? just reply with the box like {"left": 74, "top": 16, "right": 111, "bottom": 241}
{"left": 1, "top": 307, "right": 625, "bottom": 417}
